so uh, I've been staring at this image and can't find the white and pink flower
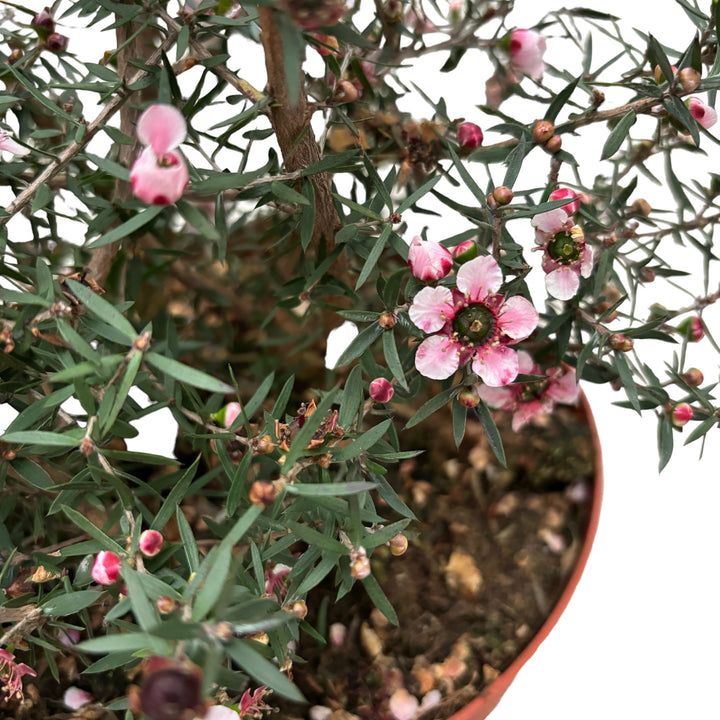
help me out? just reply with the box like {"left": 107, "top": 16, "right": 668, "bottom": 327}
{"left": 407, "top": 235, "right": 453, "bottom": 281}
{"left": 532, "top": 208, "right": 593, "bottom": 301}
{"left": 477, "top": 351, "right": 580, "bottom": 432}
{"left": 0, "top": 130, "right": 29, "bottom": 157}
{"left": 509, "top": 29, "right": 546, "bottom": 78}
{"left": 408, "top": 255, "right": 538, "bottom": 385}
{"left": 130, "top": 104, "right": 189, "bottom": 205}
{"left": 91, "top": 550, "right": 121, "bottom": 585}
{"left": 139, "top": 529, "right": 164, "bottom": 557}
{"left": 0, "top": 649, "right": 36, "bottom": 702}
{"left": 687, "top": 96, "right": 717, "bottom": 129}
{"left": 63, "top": 687, "right": 95, "bottom": 710}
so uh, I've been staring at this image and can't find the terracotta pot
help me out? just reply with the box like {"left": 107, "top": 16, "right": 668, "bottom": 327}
{"left": 447, "top": 391, "right": 603, "bottom": 720}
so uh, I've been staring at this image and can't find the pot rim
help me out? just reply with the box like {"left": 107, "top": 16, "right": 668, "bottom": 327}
{"left": 447, "top": 390, "right": 604, "bottom": 720}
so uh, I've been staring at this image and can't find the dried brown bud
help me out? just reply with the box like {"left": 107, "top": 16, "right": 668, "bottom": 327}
{"left": 351, "top": 556, "right": 371, "bottom": 579}
{"left": 544, "top": 135, "right": 562, "bottom": 153}
{"left": 608, "top": 333, "right": 634, "bottom": 352}
{"left": 289, "top": 599, "right": 308, "bottom": 619}
{"left": 3, "top": 448, "right": 16, "bottom": 461}
{"left": 252, "top": 435, "right": 275, "bottom": 454}
{"left": 638, "top": 266, "right": 656, "bottom": 283}
{"left": 630, "top": 198, "right": 652, "bottom": 217}
{"left": 492, "top": 186, "right": 514, "bottom": 206}
{"left": 676, "top": 67, "right": 701, "bottom": 93}
{"left": 248, "top": 481, "right": 278, "bottom": 507}
{"left": 681, "top": 368, "right": 704, "bottom": 386}
{"left": 8, "top": 48, "right": 23, "bottom": 63}
{"left": 532, "top": 120, "right": 554, "bottom": 144}
{"left": 156, "top": 596, "right": 177, "bottom": 614}
{"left": 378, "top": 312, "right": 397, "bottom": 330}
{"left": 333, "top": 80, "right": 359, "bottom": 104}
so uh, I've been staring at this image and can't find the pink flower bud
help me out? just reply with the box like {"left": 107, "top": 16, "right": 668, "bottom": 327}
{"left": 452, "top": 240, "right": 477, "bottom": 263}
{"left": 369, "top": 378, "right": 394, "bottom": 403}
{"left": 687, "top": 97, "right": 717, "bottom": 129}
{"left": 139, "top": 530, "right": 164, "bottom": 557}
{"left": 677, "top": 316, "right": 705, "bottom": 342}
{"left": 407, "top": 236, "right": 453, "bottom": 281}
{"left": 91, "top": 551, "right": 121, "bottom": 585}
{"left": 672, "top": 403, "right": 693, "bottom": 427}
{"left": 44, "top": 33, "right": 69, "bottom": 53}
{"left": 549, "top": 187, "right": 580, "bottom": 215}
{"left": 222, "top": 401, "right": 242, "bottom": 428}
{"left": 31, "top": 8, "right": 55, "bottom": 33}
{"left": 58, "top": 628, "right": 80, "bottom": 648}
{"left": 63, "top": 687, "right": 95, "bottom": 710}
{"left": 457, "top": 122, "right": 483, "bottom": 150}
{"left": 509, "top": 28, "right": 546, "bottom": 77}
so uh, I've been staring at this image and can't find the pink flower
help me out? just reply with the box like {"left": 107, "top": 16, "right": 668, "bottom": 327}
{"left": 671, "top": 403, "right": 693, "bottom": 427}
{"left": 369, "top": 377, "right": 394, "bottom": 402}
{"left": 532, "top": 208, "right": 593, "bottom": 300}
{"left": 0, "top": 130, "right": 30, "bottom": 157}
{"left": 477, "top": 351, "right": 580, "bottom": 432}
{"left": 139, "top": 529, "right": 164, "bottom": 557}
{"left": 509, "top": 29, "right": 546, "bottom": 77}
{"left": 687, "top": 97, "right": 717, "bottom": 129}
{"left": 237, "top": 686, "right": 273, "bottom": 719}
{"left": 91, "top": 550, "right": 121, "bottom": 585}
{"left": 457, "top": 122, "right": 483, "bottom": 150}
{"left": 0, "top": 649, "right": 36, "bottom": 701}
{"left": 264, "top": 562, "right": 291, "bottom": 598}
{"left": 57, "top": 628, "right": 80, "bottom": 648}
{"left": 549, "top": 187, "right": 580, "bottom": 215}
{"left": 200, "top": 706, "right": 240, "bottom": 720}
{"left": 130, "top": 104, "right": 189, "bottom": 205}
{"left": 408, "top": 255, "right": 538, "bottom": 385}
{"left": 63, "top": 686, "right": 95, "bottom": 710}
{"left": 407, "top": 236, "right": 453, "bottom": 281}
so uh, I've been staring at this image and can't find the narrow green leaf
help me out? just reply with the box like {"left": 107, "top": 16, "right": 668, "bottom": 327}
{"left": 1, "top": 430, "right": 80, "bottom": 448}
{"left": 546, "top": 77, "right": 581, "bottom": 123}
{"left": 42, "top": 590, "right": 103, "bottom": 617}
{"left": 356, "top": 225, "right": 391, "bottom": 290}
{"left": 227, "top": 639, "right": 305, "bottom": 702}
{"left": 362, "top": 155, "right": 393, "bottom": 212}
{"left": 475, "top": 399, "right": 506, "bottom": 467}
{"left": 8, "top": 458, "right": 54, "bottom": 490}
{"left": 286, "top": 522, "right": 347, "bottom": 554}
{"left": 61, "top": 506, "right": 126, "bottom": 555}
{"left": 396, "top": 174, "right": 442, "bottom": 214}
{"left": 76, "top": 633, "right": 172, "bottom": 655}
{"left": 382, "top": 331, "right": 408, "bottom": 391}
{"left": 333, "top": 324, "right": 382, "bottom": 369}
{"left": 452, "top": 399, "right": 467, "bottom": 448}
{"left": 657, "top": 414, "right": 674, "bottom": 472}
{"left": 663, "top": 96, "right": 699, "bottom": 145}
{"left": 683, "top": 414, "right": 718, "bottom": 445}
{"left": 176, "top": 199, "right": 221, "bottom": 240}
{"left": 331, "top": 419, "right": 392, "bottom": 462}
{"left": 338, "top": 365, "right": 363, "bottom": 431}
{"left": 614, "top": 352, "right": 641, "bottom": 413}
{"left": 86, "top": 205, "right": 164, "bottom": 250}
{"left": 176, "top": 505, "right": 200, "bottom": 573}
{"left": 647, "top": 34, "right": 675, "bottom": 87}
{"left": 226, "top": 448, "right": 253, "bottom": 517}
{"left": 122, "top": 566, "right": 160, "bottom": 631}
{"left": 192, "top": 545, "right": 232, "bottom": 621}
{"left": 405, "top": 386, "right": 458, "bottom": 429}
{"left": 152, "top": 456, "right": 200, "bottom": 531}
{"left": 503, "top": 134, "right": 529, "bottom": 188}
{"left": 285, "top": 481, "right": 378, "bottom": 496}
{"left": 361, "top": 574, "right": 398, "bottom": 625}
{"left": 600, "top": 110, "right": 636, "bottom": 160}
{"left": 102, "top": 351, "right": 142, "bottom": 435}
{"left": 240, "top": 372, "right": 275, "bottom": 424}
{"left": 65, "top": 279, "right": 138, "bottom": 343}
{"left": 449, "top": 147, "right": 485, "bottom": 204}
{"left": 270, "top": 181, "right": 310, "bottom": 206}
{"left": 146, "top": 352, "right": 234, "bottom": 394}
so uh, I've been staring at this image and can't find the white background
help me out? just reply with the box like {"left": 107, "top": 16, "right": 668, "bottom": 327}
{"left": 2, "top": 1, "right": 720, "bottom": 718}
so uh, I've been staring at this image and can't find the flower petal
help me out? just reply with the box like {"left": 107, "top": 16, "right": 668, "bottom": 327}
{"left": 472, "top": 344, "right": 519, "bottom": 386}
{"left": 497, "top": 296, "right": 538, "bottom": 340}
{"left": 545, "top": 267, "right": 580, "bottom": 301}
{"left": 137, "top": 104, "right": 187, "bottom": 154}
{"left": 545, "top": 369, "right": 580, "bottom": 404}
{"left": 408, "top": 286, "right": 454, "bottom": 333}
{"left": 476, "top": 383, "right": 513, "bottom": 409}
{"left": 0, "top": 131, "right": 30, "bottom": 156}
{"left": 456, "top": 255, "right": 502, "bottom": 301}
{"left": 415, "top": 335, "right": 460, "bottom": 379}
{"left": 130, "top": 148, "right": 189, "bottom": 205}
{"left": 531, "top": 207, "right": 569, "bottom": 235}
{"left": 512, "top": 399, "right": 544, "bottom": 432}
{"left": 580, "top": 245, "right": 594, "bottom": 277}
{"left": 407, "top": 236, "right": 453, "bottom": 281}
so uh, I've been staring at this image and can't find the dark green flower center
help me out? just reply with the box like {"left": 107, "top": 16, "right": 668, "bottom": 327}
{"left": 548, "top": 232, "right": 580, "bottom": 265}
{"left": 453, "top": 303, "right": 496, "bottom": 347}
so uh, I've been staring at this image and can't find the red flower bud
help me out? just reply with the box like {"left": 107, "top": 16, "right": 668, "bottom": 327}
{"left": 457, "top": 122, "right": 483, "bottom": 151}
{"left": 139, "top": 530, "right": 164, "bottom": 558}
{"left": 369, "top": 378, "right": 394, "bottom": 403}
{"left": 91, "top": 551, "right": 121, "bottom": 585}
{"left": 671, "top": 403, "right": 693, "bottom": 427}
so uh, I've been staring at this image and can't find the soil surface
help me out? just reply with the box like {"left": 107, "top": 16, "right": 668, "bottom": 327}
{"left": 277, "top": 402, "right": 598, "bottom": 720}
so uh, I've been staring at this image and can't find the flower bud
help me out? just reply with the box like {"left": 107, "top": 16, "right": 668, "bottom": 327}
{"left": 251, "top": 434, "right": 275, "bottom": 454}
{"left": 544, "top": 135, "right": 562, "bottom": 153}
{"left": 249, "top": 481, "right": 279, "bottom": 507}
{"left": 671, "top": 403, "right": 693, "bottom": 427}
{"left": 156, "top": 596, "right": 177, "bottom": 614}
{"left": 452, "top": 240, "right": 477, "bottom": 263}
{"left": 407, "top": 235, "right": 453, "bottom": 281}
{"left": 677, "top": 316, "right": 704, "bottom": 342}
{"left": 389, "top": 533, "right": 408, "bottom": 556}
{"left": 351, "top": 556, "right": 371, "bottom": 579}
{"left": 532, "top": 120, "right": 554, "bottom": 144}
{"left": 91, "top": 551, "right": 121, "bottom": 585}
{"left": 217, "top": 401, "right": 242, "bottom": 429}
{"left": 45, "top": 33, "right": 69, "bottom": 53}
{"left": 638, "top": 266, "right": 655, "bottom": 283}
{"left": 629, "top": 198, "right": 652, "bottom": 216}
{"left": 681, "top": 368, "right": 704, "bottom": 386}
{"left": 63, "top": 687, "right": 94, "bottom": 710}
{"left": 139, "top": 530, "right": 164, "bottom": 558}
{"left": 457, "top": 122, "right": 483, "bottom": 151}
{"left": 608, "top": 333, "right": 633, "bottom": 352}
{"left": 549, "top": 187, "right": 580, "bottom": 215}
{"left": 31, "top": 8, "right": 55, "bottom": 34}
{"left": 457, "top": 387, "right": 480, "bottom": 408}
{"left": 369, "top": 378, "right": 394, "bottom": 403}
{"left": 378, "top": 312, "right": 397, "bottom": 330}
{"left": 654, "top": 64, "right": 677, "bottom": 84}
{"left": 333, "top": 80, "right": 359, "bottom": 104}
{"left": 289, "top": 599, "right": 308, "bottom": 619}
{"left": 383, "top": 0, "right": 403, "bottom": 21}
{"left": 676, "top": 67, "right": 701, "bottom": 93}
{"left": 492, "top": 186, "right": 514, "bottom": 206}
{"left": 312, "top": 33, "right": 339, "bottom": 56}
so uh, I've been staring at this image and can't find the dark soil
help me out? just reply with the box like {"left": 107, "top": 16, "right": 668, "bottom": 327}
{"left": 277, "top": 402, "right": 598, "bottom": 720}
